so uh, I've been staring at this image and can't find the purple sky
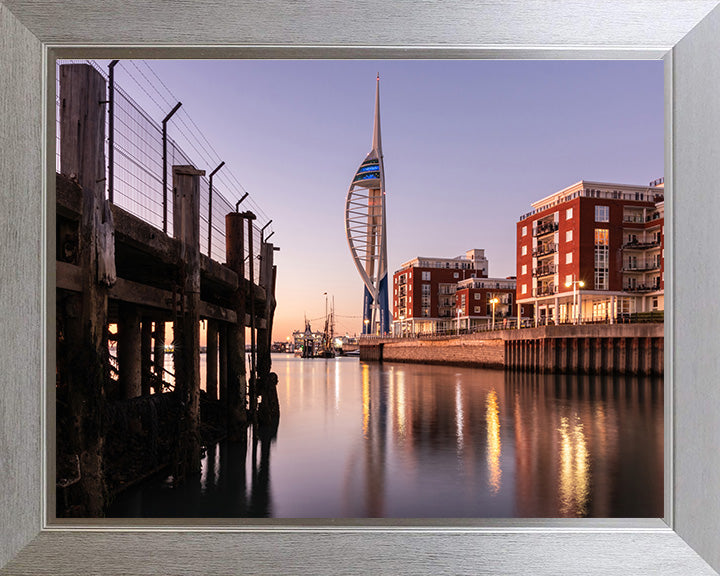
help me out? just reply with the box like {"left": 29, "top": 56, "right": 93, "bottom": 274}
{"left": 104, "top": 59, "right": 663, "bottom": 339}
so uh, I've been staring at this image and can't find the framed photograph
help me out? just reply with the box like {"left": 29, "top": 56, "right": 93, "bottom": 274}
{"left": 2, "top": 1, "right": 720, "bottom": 574}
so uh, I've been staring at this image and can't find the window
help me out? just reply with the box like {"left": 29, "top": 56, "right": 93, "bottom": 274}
{"left": 565, "top": 230, "right": 573, "bottom": 242}
{"left": 595, "top": 205, "right": 609, "bottom": 222}
{"left": 594, "top": 228, "right": 609, "bottom": 290}
{"left": 474, "top": 293, "right": 481, "bottom": 300}
{"left": 522, "top": 225, "right": 527, "bottom": 237}
{"left": 474, "top": 306, "right": 482, "bottom": 314}
{"left": 521, "top": 284, "right": 528, "bottom": 295}
{"left": 422, "top": 271, "right": 431, "bottom": 281}
{"left": 453, "top": 272, "right": 459, "bottom": 278}
{"left": 421, "top": 283, "right": 431, "bottom": 295}
{"left": 521, "top": 264, "right": 527, "bottom": 275}
{"left": 565, "top": 252, "right": 572, "bottom": 264}
{"left": 521, "top": 245, "right": 527, "bottom": 256}
{"left": 566, "top": 207, "right": 573, "bottom": 219}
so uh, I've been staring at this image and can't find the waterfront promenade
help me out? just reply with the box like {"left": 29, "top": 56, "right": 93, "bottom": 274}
{"left": 359, "top": 323, "right": 663, "bottom": 375}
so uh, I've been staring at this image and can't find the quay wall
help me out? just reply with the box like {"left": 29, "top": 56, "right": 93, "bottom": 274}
{"left": 360, "top": 324, "right": 663, "bottom": 375}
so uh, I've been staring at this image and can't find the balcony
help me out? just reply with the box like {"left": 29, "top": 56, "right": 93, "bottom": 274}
{"left": 533, "top": 264, "right": 557, "bottom": 278}
{"left": 535, "top": 285, "right": 558, "bottom": 297}
{"left": 533, "top": 243, "right": 557, "bottom": 258}
{"left": 623, "top": 263, "right": 661, "bottom": 272}
{"left": 622, "top": 240, "right": 661, "bottom": 250}
{"left": 533, "top": 221, "right": 559, "bottom": 238}
{"left": 624, "top": 283, "right": 661, "bottom": 293}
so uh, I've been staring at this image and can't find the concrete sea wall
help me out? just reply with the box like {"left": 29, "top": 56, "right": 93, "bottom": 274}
{"left": 360, "top": 324, "right": 664, "bottom": 376}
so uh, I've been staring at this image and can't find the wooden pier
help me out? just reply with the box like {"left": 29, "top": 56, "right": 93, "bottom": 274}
{"left": 55, "top": 64, "right": 279, "bottom": 516}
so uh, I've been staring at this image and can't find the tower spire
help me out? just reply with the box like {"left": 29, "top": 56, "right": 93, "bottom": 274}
{"left": 372, "top": 74, "right": 382, "bottom": 154}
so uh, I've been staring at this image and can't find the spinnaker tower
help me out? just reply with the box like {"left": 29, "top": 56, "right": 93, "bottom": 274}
{"left": 345, "top": 75, "right": 390, "bottom": 335}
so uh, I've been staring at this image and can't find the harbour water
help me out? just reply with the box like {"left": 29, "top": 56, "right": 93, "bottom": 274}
{"left": 108, "top": 354, "right": 663, "bottom": 518}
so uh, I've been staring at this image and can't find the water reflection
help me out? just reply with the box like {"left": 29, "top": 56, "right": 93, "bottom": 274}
{"left": 108, "top": 356, "right": 663, "bottom": 518}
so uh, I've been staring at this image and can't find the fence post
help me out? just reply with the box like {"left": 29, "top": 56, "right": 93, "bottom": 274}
{"left": 207, "top": 161, "right": 225, "bottom": 257}
{"left": 107, "top": 59, "right": 119, "bottom": 203}
{"left": 162, "top": 102, "right": 182, "bottom": 234}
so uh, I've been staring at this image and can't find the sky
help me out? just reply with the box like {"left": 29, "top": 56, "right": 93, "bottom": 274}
{"left": 100, "top": 59, "right": 663, "bottom": 341}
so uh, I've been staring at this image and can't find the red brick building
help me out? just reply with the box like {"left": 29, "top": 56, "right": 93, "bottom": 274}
{"left": 392, "top": 249, "right": 531, "bottom": 334}
{"left": 516, "top": 179, "right": 664, "bottom": 324}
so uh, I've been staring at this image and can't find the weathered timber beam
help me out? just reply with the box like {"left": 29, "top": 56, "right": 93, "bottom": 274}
{"left": 56, "top": 260, "right": 82, "bottom": 291}
{"left": 199, "top": 301, "right": 237, "bottom": 324}
{"left": 56, "top": 173, "right": 82, "bottom": 218}
{"left": 200, "top": 253, "right": 238, "bottom": 291}
{"left": 244, "top": 313, "right": 267, "bottom": 330}
{"left": 58, "top": 261, "right": 236, "bottom": 323}
{"left": 110, "top": 277, "right": 175, "bottom": 310}
{"left": 111, "top": 204, "right": 180, "bottom": 265}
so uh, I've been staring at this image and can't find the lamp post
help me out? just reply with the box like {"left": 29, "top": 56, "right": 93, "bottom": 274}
{"left": 565, "top": 277, "right": 585, "bottom": 324}
{"left": 490, "top": 297, "right": 500, "bottom": 330}
{"left": 363, "top": 318, "right": 370, "bottom": 335}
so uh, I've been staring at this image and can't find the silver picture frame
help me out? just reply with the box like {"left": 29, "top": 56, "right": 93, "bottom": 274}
{"left": 2, "top": 1, "right": 720, "bottom": 573}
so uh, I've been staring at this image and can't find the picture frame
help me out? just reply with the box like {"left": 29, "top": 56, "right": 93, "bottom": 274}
{"left": 2, "top": 1, "right": 720, "bottom": 573}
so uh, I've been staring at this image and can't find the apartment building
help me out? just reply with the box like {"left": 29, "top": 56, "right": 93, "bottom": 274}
{"left": 516, "top": 179, "right": 665, "bottom": 325}
{"left": 392, "top": 249, "right": 529, "bottom": 334}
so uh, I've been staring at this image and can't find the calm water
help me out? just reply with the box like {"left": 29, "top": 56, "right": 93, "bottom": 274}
{"left": 108, "top": 354, "right": 663, "bottom": 518}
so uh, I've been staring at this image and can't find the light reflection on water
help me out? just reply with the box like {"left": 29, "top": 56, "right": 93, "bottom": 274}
{"left": 108, "top": 355, "right": 663, "bottom": 518}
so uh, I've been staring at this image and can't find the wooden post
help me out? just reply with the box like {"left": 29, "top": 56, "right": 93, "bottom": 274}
{"left": 617, "top": 337, "right": 628, "bottom": 375}
{"left": 153, "top": 320, "right": 165, "bottom": 385}
{"left": 172, "top": 165, "right": 204, "bottom": 478}
{"left": 225, "top": 212, "right": 248, "bottom": 440}
{"left": 257, "top": 242, "right": 274, "bottom": 381}
{"left": 141, "top": 317, "right": 153, "bottom": 396}
{"left": 581, "top": 338, "right": 591, "bottom": 374}
{"left": 219, "top": 324, "right": 228, "bottom": 403}
{"left": 257, "top": 243, "right": 280, "bottom": 426}
{"left": 206, "top": 320, "right": 218, "bottom": 401}
{"left": 59, "top": 63, "right": 109, "bottom": 516}
{"left": 246, "top": 212, "right": 258, "bottom": 418}
{"left": 118, "top": 302, "right": 142, "bottom": 399}
{"left": 605, "top": 338, "right": 615, "bottom": 375}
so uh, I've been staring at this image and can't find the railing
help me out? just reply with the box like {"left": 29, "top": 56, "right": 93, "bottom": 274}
{"left": 533, "top": 243, "right": 557, "bottom": 257}
{"left": 623, "top": 263, "right": 661, "bottom": 272}
{"left": 533, "top": 264, "right": 556, "bottom": 277}
{"left": 56, "top": 60, "right": 272, "bottom": 282}
{"left": 533, "top": 221, "right": 558, "bottom": 237}
{"left": 622, "top": 240, "right": 661, "bottom": 249}
{"left": 364, "top": 311, "right": 665, "bottom": 340}
{"left": 535, "top": 285, "right": 558, "bottom": 297}
{"left": 623, "top": 284, "right": 661, "bottom": 292}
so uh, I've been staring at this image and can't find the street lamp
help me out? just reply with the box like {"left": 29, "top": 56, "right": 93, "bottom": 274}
{"left": 490, "top": 297, "right": 500, "bottom": 330}
{"left": 565, "top": 277, "right": 585, "bottom": 324}
{"left": 363, "top": 318, "right": 370, "bottom": 335}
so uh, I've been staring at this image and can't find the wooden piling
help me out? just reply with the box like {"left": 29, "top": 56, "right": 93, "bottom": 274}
{"left": 172, "top": 165, "right": 204, "bottom": 477}
{"left": 59, "top": 63, "right": 110, "bottom": 516}
{"left": 141, "top": 318, "right": 152, "bottom": 396}
{"left": 118, "top": 302, "right": 142, "bottom": 399}
{"left": 153, "top": 321, "right": 165, "bottom": 383}
{"left": 225, "top": 212, "right": 248, "bottom": 440}
{"left": 257, "top": 242, "right": 280, "bottom": 425}
{"left": 206, "top": 320, "right": 218, "bottom": 401}
{"left": 219, "top": 324, "right": 228, "bottom": 403}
